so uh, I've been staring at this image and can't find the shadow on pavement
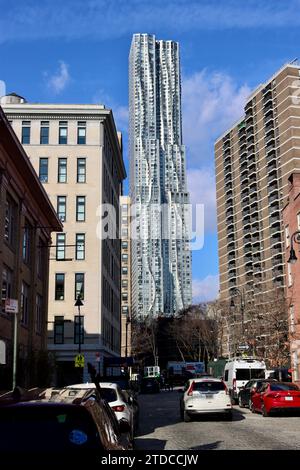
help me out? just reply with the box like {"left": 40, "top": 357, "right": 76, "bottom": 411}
{"left": 189, "top": 440, "right": 223, "bottom": 450}
{"left": 188, "top": 408, "right": 245, "bottom": 423}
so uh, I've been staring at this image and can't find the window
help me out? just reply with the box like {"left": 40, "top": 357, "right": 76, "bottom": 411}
{"left": 40, "top": 121, "right": 49, "bottom": 144}
{"left": 36, "top": 295, "right": 42, "bottom": 334}
{"left": 77, "top": 122, "right": 86, "bottom": 144}
{"left": 122, "top": 241, "right": 128, "bottom": 249}
{"left": 39, "top": 158, "right": 48, "bottom": 183}
{"left": 1, "top": 266, "right": 12, "bottom": 312}
{"left": 55, "top": 274, "right": 65, "bottom": 300}
{"left": 77, "top": 158, "right": 86, "bottom": 183}
{"left": 122, "top": 306, "right": 128, "bottom": 315}
{"left": 76, "top": 234, "right": 85, "bottom": 260}
{"left": 75, "top": 273, "right": 84, "bottom": 300}
{"left": 4, "top": 195, "right": 16, "bottom": 247}
{"left": 56, "top": 233, "right": 66, "bottom": 260}
{"left": 57, "top": 196, "right": 66, "bottom": 222}
{"left": 59, "top": 121, "right": 68, "bottom": 144}
{"left": 54, "top": 316, "right": 64, "bottom": 344}
{"left": 58, "top": 158, "right": 67, "bottom": 183}
{"left": 290, "top": 305, "right": 295, "bottom": 333}
{"left": 76, "top": 196, "right": 86, "bottom": 222}
{"left": 74, "top": 315, "right": 84, "bottom": 345}
{"left": 122, "top": 253, "right": 128, "bottom": 261}
{"left": 122, "top": 293, "right": 128, "bottom": 302}
{"left": 22, "top": 222, "right": 31, "bottom": 264}
{"left": 21, "top": 121, "right": 31, "bottom": 144}
{"left": 21, "top": 282, "right": 29, "bottom": 325}
{"left": 285, "top": 225, "right": 290, "bottom": 247}
{"left": 122, "top": 267, "right": 128, "bottom": 275}
{"left": 121, "top": 204, "right": 128, "bottom": 213}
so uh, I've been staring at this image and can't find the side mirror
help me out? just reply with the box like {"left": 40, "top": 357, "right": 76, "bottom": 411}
{"left": 119, "top": 419, "right": 131, "bottom": 433}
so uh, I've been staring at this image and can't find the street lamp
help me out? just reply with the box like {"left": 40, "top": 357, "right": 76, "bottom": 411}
{"left": 287, "top": 231, "right": 300, "bottom": 264}
{"left": 230, "top": 287, "right": 245, "bottom": 334}
{"left": 75, "top": 295, "right": 84, "bottom": 354}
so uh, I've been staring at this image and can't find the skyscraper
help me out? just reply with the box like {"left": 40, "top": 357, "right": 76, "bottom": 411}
{"left": 129, "top": 33, "right": 192, "bottom": 318}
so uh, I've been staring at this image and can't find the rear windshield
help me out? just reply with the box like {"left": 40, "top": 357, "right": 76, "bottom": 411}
{"left": 193, "top": 381, "right": 225, "bottom": 392}
{"left": 0, "top": 404, "right": 102, "bottom": 452}
{"left": 270, "top": 383, "right": 299, "bottom": 391}
{"left": 236, "top": 369, "right": 265, "bottom": 380}
{"left": 99, "top": 388, "right": 117, "bottom": 403}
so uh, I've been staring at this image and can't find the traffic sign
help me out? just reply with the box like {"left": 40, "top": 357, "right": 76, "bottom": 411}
{"left": 5, "top": 299, "right": 18, "bottom": 314}
{"left": 75, "top": 354, "right": 84, "bottom": 368}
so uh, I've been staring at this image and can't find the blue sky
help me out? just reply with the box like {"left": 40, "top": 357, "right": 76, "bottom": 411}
{"left": 2, "top": 0, "right": 300, "bottom": 302}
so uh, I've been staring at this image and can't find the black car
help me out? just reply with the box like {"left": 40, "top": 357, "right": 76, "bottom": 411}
{"left": 140, "top": 377, "right": 160, "bottom": 394}
{"left": 238, "top": 379, "right": 277, "bottom": 409}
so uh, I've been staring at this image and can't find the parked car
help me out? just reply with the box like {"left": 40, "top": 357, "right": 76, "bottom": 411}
{"left": 0, "top": 394, "right": 125, "bottom": 459}
{"left": 224, "top": 357, "right": 266, "bottom": 404}
{"left": 238, "top": 379, "right": 277, "bottom": 409}
{"left": 65, "top": 382, "right": 135, "bottom": 445}
{"left": 140, "top": 376, "right": 160, "bottom": 394}
{"left": 179, "top": 378, "right": 232, "bottom": 422}
{"left": 251, "top": 381, "right": 300, "bottom": 416}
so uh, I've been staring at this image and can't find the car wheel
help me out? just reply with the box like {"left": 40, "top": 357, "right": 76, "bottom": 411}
{"left": 262, "top": 405, "right": 269, "bottom": 417}
{"left": 238, "top": 395, "right": 244, "bottom": 408}
{"left": 184, "top": 411, "right": 191, "bottom": 422}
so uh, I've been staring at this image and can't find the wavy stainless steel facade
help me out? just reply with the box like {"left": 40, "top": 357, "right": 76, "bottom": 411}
{"left": 129, "top": 33, "right": 192, "bottom": 318}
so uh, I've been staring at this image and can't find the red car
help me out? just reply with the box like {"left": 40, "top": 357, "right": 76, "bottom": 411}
{"left": 251, "top": 381, "right": 300, "bottom": 416}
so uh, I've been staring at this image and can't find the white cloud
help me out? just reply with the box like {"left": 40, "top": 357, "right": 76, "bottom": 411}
{"left": 46, "top": 61, "right": 70, "bottom": 95}
{"left": 187, "top": 167, "right": 216, "bottom": 233}
{"left": 93, "top": 90, "right": 128, "bottom": 135}
{"left": 193, "top": 275, "right": 219, "bottom": 303}
{"left": 182, "top": 69, "right": 251, "bottom": 166}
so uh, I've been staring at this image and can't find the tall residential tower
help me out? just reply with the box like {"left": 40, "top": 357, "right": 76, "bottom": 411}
{"left": 129, "top": 33, "right": 192, "bottom": 318}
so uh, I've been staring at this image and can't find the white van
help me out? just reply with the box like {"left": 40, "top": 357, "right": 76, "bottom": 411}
{"left": 224, "top": 357, "right": 266, "bottom": 403}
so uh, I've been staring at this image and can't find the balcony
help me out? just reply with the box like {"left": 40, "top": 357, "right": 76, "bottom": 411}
{"left": 244, "top": 245, "right": 252, "bottom": 254}
{"left": 263, "top": 83, "right": 272, "bottom": 95}
{"left": 225, "top": 174, "right": 232, "bottom": 184}
{"left": 249, "top": 195, "right": 258, "bottom": 205}
{"left": 226, "top": 216, "right": 234, "bottom": 227}
{"left": 228, "top": 247, "right": 236, "bottom": 256}
{"left": 268, "top": 193, "right": 280, "bottom": 204}
{"left": 245, "top": 112, "right": 253, "bottom": 123}
{"left": 224, "top": 164, "right": 232, "bottom": 175}
{"left": 271, "top": 246, "right": 282, "bottom": 256}
{"left": 252, "top": 234, "right": 260, "bottom": 243}
{"left": 267, "top": 172, "right": 278, "bottom": 184}
{"left": 265, "top": 132, "right": 275, "bottom": 145}
{"left": 267, "top": 160, "right": 277, "bottom": 172}
{"left": 270, "top": 224, "right": 281, "bottom": 235}
{"left": 264, "top": 103, "right": 274, "bottom": 114}
{"left": 242, "top": 207, "right": 250, "bottom": 217}
{"left": 226, "top": 207, "right": 233, "bottom": 217}
{"left": 269, "top": 214, "right": 280, "bottom": 225}
{"left": 228, "top": 279, "right": 237, "bottom": 288}
{"left": 223, "top": 141, "right": 231, "bottom": 151}
{"left": 265, "top": 122, "right": 275, "bottom": 134}
{"left": 228, "top": 269, "right": 237, "bottom": 280}
{"left": 249, "top": 185, "right": 258, "bottom": 195}
{"left": 228, "top": 253, "right": 236, "bottom": 261}
{"left": 245, "top": 101, "right": 253, "bottom": 113}
{"left": 243, "top": 227, "right": 252, "bottom": 235}
{"left": 227, "top": 224, "right": 235, "bottom": 236}
{"left": 223, "top": 134, "right": 231, "bottom": 145}
{"left": 263, "top": 95, "right": 273, "bottom": 107}
{"left": 253, "top": 265, "right": 261, "bottom": 273}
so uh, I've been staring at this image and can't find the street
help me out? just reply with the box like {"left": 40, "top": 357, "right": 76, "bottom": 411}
{"left": 135, "top": 389, "right": 300, "bottom": 450}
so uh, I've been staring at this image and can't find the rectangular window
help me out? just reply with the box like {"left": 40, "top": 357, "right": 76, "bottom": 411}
{"left": 77, "top": 158, "right": 86, "bottom": 183}
{"left": 122, "top": 253, "right": 128, "bottom": 261}
{"left": 4, "top": 195, "right": 16, "bottom": 247}
{"left": 58, "top": 158, "right": 67, "bottom": 183}
{"left": 57, "top": 196, "right": 66, "bottom": 222}
{"left": 74, "top": 315, "right": 84, "bottom": 345}
{"left": 76, "top": 196, "right": 86, "bottom": 222}
{"left": 39, "top": 158, "right": 48, "bottom": 183}
{"left": 75, "top": 273, "right": 84, "bottom": 300}
{"left": 59, "top": 121, "right": 68, "bottom": 145}
{"left": 21, "top": 121, "right": 31, "bottom": 144}
{"left": 21, "top": 282, "right": 29, "bottom": 325}
{"left": 122, "top": 241, "right": 128, "bottom": 249}
{"left": 288, "top": 262, "right": 293, "bottom": 287}
{"left": 22, "top": 222, "right": 31, "bottom": 264}
{"left": 36, "top": 294, "right": 43, "bottom": 334}
{"left": 285, "top": 225, "right": 290, "bottom": 248}
{"left": 40, "top": 121, "right": 49, "bottom": 144}
{"left": 122, "top": 267, "right": 128, "bottom": 275}
{"left": 76, "top": 234, "right": 85, "bottom": 260}
{"left": 122, "top": 306, "right": 129, "bottom": 315}
{"left": 55, "top": 273, "right": 65, "bottom": 300}
{"left": 1, "top": 266, "right": 12, "bottom": 313}
{"left": 77, "top": 122, "right": 86, "bottom": 145}
{"left": 56, "top": 233, "right": 66, "bottom": 260}
{"left": 54, "top": 316, "right": 64, "bottom": 344}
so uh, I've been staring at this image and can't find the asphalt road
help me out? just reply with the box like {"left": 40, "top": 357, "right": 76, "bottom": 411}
{"left": 134, "top": 388, "right": 300, "bottom": 450}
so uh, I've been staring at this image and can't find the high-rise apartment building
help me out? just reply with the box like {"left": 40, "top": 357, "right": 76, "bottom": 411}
{"left": 1, "top": 94, "right": 126, "bottom": 384}
{"left": 120, "top": 196, "right": 131, "bottom": 358}
{"left": 215, "top": 61, "right": 300, "bottom": 356}
{"left": 129, "top": 33, "right": 192, "bottom": 318}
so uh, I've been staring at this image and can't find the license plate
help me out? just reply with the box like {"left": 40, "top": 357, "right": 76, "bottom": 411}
{"left": 285, "top": 396, "right": 293, "bottom": 401}
{"left": 206, "top": 394, "right": 213, "bottom": 399}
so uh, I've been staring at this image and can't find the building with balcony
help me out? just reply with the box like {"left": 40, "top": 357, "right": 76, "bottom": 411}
{"left": 1, "top": 95, "right": 126, "bottom": 384}
{"left": 215, "top": 61, "right": 300, "bottom": 357}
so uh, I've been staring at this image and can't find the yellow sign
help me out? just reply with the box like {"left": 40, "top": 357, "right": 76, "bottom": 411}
{"left": 75, "top": 354, "right": 84, "bottom": 368}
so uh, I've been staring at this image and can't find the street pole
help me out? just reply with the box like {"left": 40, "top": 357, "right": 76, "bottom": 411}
{"left": 12, "top": 311, "right": 17, "bottom": 389}
{"left": 78, "top": 302, "right": 81, "bottom": 355}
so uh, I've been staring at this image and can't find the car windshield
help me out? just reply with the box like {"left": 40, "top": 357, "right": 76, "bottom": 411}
{"left": 236, "top": 369, "right": 265, "bottom": 380}
{"left": 193, "top": 381, "right": 225, "bottom": 392}
{"left": 0, "top": 404, "right": 102, "bottom": 452}
{"left": 270, "top": 383, "right": 299, "bottom": 391}
{"left": 99, "top": 388, "right": 118, "bottom": 403}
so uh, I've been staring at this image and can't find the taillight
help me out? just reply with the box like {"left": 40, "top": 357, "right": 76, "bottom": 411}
{"left": 233, "top": 379, "right": 236, "bottom": 390}
{"left": 112, "top": 405, "right": 125, "bottom": 412}
{"left": 187, "top": 382, "right": 195, "bottom": 396}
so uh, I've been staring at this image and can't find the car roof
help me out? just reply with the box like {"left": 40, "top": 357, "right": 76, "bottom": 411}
{"left": 66, "top": 382, "right": 118, "bottom": 389}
